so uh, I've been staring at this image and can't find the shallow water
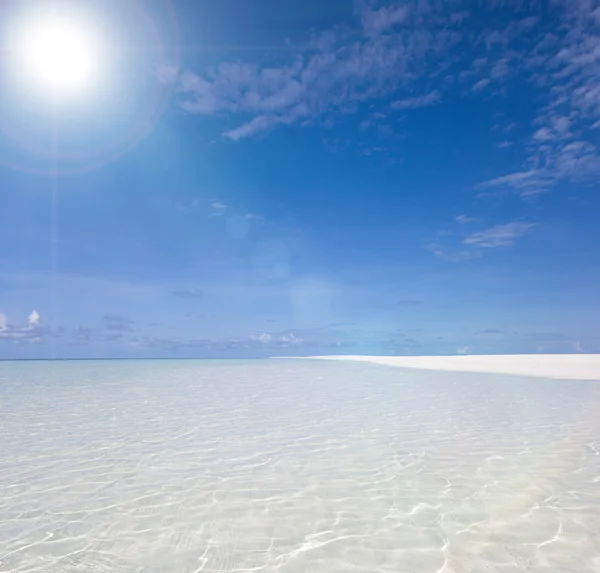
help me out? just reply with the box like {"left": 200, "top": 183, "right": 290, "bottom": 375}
{"left": 1, "top": 359, "right": 599, "bottom": 572}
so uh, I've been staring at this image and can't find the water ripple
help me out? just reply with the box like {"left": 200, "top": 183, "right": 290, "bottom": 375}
{"left": 1, "top": 359, "right": 599, "bottom": 572}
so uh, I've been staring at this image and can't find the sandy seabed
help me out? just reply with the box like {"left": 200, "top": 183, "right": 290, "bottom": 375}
{"left": 1, "top": 357, "right": 600, "bottom": 572}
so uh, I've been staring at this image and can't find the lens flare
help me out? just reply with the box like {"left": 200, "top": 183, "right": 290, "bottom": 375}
{"left": 2, "top": 1, "right": 180, "bottom": 175}
{"left": 13, "top": 11, "right": 102, "bottom": 96}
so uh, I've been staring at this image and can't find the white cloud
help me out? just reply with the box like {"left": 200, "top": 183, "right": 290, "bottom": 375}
{"left": 251, "top": 333, "right": 272, "bottom": 344}
{"left": 210, "top": 201, "right": 228, "bottom": 214}
{"left": 360, "top": 4, "right": 409, "bottom": 35}
{"left": 279, "top": 333, "right": 303, "bottom": 346}
{"left": 224, "top": 330, "right": 310, "bottom": 350}
{"left": 476, "top": 1, "right": 600, "bottom": 196}
{"left": 463, "top": 222, "right": 535, "bottom": 248}
{"left": 455, "top": 215, "right": 479, "bottom": 224}
{"left": 0, "top": 310, "right": 41, "bottom": 340}
{"left": 490, "top": 57, "right": 511, "bottom": 80}
{"left": 429, "top": 218, "right": 535, "bottom": 262}
{"left": 553, "top": 116, "right": 572, "bottom": 134}
{"left": 533, "top": 127, "right": 554, "bottom": 141}
{"left": 28, "top": 310, "right": 40, "bottom": 327}
{"left": 224, "top": 116, "right": 279, "bottom": 141}
{"left": 472, "top": 78, "right": 491, "bottom": 92}
{"left": 173, "top": 3, "right": 459, "bottom": 139}
{"left": 391, "top": 90, "right": 441, "bottom": 110}
{"left": 167, "top": 0, "right": 600, "bottom": 192}
{"left": 456, "top": 346, "right": 472, "bottom": 355}
{"left": 426, "top": 243, "right": 483, "bottom": 263}
{"left": 554, "top": 140, "right": 600, "bottom": 179}
{"left": 476, "top": 170, "right": 554, "bottom": 197}
{"left": 157, "top": 65, "right": 179, "bottom": 85}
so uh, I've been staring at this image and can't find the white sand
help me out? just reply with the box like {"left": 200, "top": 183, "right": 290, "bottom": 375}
{"left": 308, "top": 353, "right": 600, "bottom": 380}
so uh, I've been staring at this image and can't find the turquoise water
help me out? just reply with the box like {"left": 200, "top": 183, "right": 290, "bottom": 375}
{"left": 1, "top": 359, "right": 599, "bottom": 572}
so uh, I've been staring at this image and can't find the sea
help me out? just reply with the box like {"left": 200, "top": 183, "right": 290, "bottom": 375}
{"left": 1, "top": 358, "right": 599, "bottom": 572}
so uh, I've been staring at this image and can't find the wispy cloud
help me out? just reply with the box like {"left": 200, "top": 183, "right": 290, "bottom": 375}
{"left": 167, "top": 0, "right": 600, "bottom": 174}
{"left": 245, "top": 213, "right": 265, "bottom": 223}
{"left": 472, "top": 78, "right": 491, "bottom": 92}
{"left": 533, "top": 127, "right": 554, "bottom": 141}
{"left": 476, "top": 170, "right": 555, "bottom": 197}
{"left": 428, "top": 219, "right": 535, "bottom": 261}
{"left": 171, "top": 288, "right": 204, "bottom": 300}
{"left": 173, "top": 2, "right": 460, "bottom": 139}
{"left": 455, "top": 214, "right": 479, "bottom": 224}
{"left": 426, "top": 243, "right": 483, "bottom": 263}
{"left": 475, "top": 1, "right": 600, "bottom": 196}
{"left": 360, "top": 3, "right": 409, "bottom": 35}
{"left": 157, "top": 65, "right": 179, "bottom": 85}
{"left": 106, "top": 322, "right": 134, "bottom": 333}
{"left": 224, "top": 116, "right": 278, "bottom": 141}
{"left": 103, "top": 314, "right": 132, "bottom": 323}
{"left": 463, "top": 222, "right": 535, "bottom": 248}
{"left": 210, "top": 200, "right": 228, "bottom": 215}
{"left": 391, "top": 90, "right": 441, "bottom": 110}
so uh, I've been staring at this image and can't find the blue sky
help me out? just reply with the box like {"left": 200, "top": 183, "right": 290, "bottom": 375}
{"left": 2, "top": 0, "right": 600, "bottom": 358}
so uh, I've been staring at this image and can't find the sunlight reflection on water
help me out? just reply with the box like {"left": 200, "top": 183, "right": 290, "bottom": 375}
{"left": 1, "top": 359, "right": 599, "bottom": 572}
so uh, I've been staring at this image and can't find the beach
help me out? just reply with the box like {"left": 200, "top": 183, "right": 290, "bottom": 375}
{"left": 309, "top": 353, "right": 600, "bottom": 380}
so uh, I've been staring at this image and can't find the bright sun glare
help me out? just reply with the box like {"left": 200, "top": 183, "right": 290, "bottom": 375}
{"left": 13, "top": 11, "right": 102, "bottom": 97}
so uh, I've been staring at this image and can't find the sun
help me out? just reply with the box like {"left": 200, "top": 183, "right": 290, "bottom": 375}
{"left": 12, "top": 10, "right": 103, "bottom": 97}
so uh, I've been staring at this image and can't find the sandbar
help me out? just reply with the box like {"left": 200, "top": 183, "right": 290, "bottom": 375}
{"left": 308, "top": 354, "right": 600, "bottom": 380}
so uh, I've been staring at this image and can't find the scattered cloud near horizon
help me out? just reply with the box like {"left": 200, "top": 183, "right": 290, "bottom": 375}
{"left": 0, "top": 310, "right": 41, "bottom": 341}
